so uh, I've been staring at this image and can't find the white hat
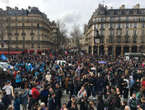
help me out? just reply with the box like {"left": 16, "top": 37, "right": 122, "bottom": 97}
{"left": 40, "top": 102, "right": 45, "bottom": 106}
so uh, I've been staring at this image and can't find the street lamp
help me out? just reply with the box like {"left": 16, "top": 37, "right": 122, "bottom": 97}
{"left": 94, "top": 27, "right": 100, "bottom": 56}
{"left": 94, "top": 26, "right": 100, "bottom": 74}
{"left": 7, "top": 16, "right": 11, "bottom": 56}
{"left": 37, "top": 24, "right": 40, "bottom": 49}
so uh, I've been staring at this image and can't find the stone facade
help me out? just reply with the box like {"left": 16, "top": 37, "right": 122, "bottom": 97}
{"left": 83, "top": 4, "right": 145, "bottom": 56}
{"left": 0, "top": 7, "right": 57, "bottom": 52}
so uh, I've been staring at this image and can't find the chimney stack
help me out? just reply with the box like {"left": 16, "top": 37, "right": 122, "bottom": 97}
{"left": 120, "top": 4, "right": 125, "bottom": 9}
{"left": 134, "top": 4, "right": 140, "bottom": 9}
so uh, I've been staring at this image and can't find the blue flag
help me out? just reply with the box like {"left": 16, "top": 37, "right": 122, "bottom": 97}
{"left": 1, "top": 54, "right": 7, "bottom": 61}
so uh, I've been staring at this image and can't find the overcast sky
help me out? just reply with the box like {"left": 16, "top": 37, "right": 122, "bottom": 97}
{"left": 0, "top": 0, "right": 145, "bottom": 35}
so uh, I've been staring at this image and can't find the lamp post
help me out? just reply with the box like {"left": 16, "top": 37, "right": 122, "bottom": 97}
{"left": 94, "top": 26, "right": 100, "bottom": 74}
{"left": 7, "top": 15, "right": 11, "bottom": 56}
{"left": 37, "top": 24, "right": 40, "bottom": 49}
{"left": 22, "top": 24, "right": 25, "bottom": 52}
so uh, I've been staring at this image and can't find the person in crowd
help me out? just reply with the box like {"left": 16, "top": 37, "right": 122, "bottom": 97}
{"left": 0, "top": 91, "right": 5, "bottom": 110}
{"left": 40, "top": 84, "right": 49, "bottom": 106}
{"left": 79, "top": 94, "right": 88, "bottom": 110}
{"left": 28, "top": 84, "right": 40, "bottom": 109}
{"left": 47, "top": 93, "right": 56, "bottom": 110}
{"left": 67, "top": 96, "right": 77, "bottom": 109}
{"left": 88, "top": 101, "right": 96, "bottom": 110}
{"left": 15, "top": 71, "right": 22, "bottom": 88}
{"left": 122, "top": 76, "right": 129, "bottom": 99}
{"left": 107, "top": 87, "right": 121, "bottom": 110}
{"left": 13, "top": 93, "right": 21, "bottom": 110}
{"left": 8, "top": 105, "right": 14, "bottom": 110}
{"left": 124, "top": 105, "right": 131, "bottom": 110}
{"left": 38, "top": 102, "right": 48, "bottom": 110}
{"left": 77, "top": 86, "right": 87, "bottom": 99}
{"left": 21, "top": 84, "right": 29, "bottom": 110}
{"left": 129, "top": 93, "right": 137, "bottom": 110}
{"left": 61, "top": 103, "right": 68, "bottom": 110}
{"left": 129, "top": 76, "right": 135, "bottom": 96}
{"left": 97, "top": 95, "right": 104, "bottom": 110}
{"left": 2, "top": 81, "right": 15, "bottom": 105}
{"left": 55, "top": 83, "right": 62, "bottom": 110}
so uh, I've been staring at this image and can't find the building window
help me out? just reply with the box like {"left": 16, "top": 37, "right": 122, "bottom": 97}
{"left": 140, "top": 17, "right": 144, "bottom": 22}
{"left": 133, "top": 35, "right": 137, "bottom": 43}
{"left": 142, "top": 23, "right": 145, "bottom": 28}
{"left": 110, "top": 24, "right": 113, "bottom": 28}
{"left": 133, "top": 30, "right": 137, "bottom": 43}
{"left": 134, "top": 10, "right": 137, "bottom": 14}
{"left": 129, "top": 10, "right": 133, "bottom": 14}
{"left": 100, "top": 30, "right": 104, "bottom": 36}
{"left": 126, "top": 17, "right": 129, "bottom": 22}
{"left": 118, "top": 17, "right": 120, "bottom": 21}
{"left": 32, "top": 43, "right": 34, "bottom": 48}
{"left": 109, "top": 36, "right": 113, "bottom": 43}
{"left": 126, "top": 23, "right": 129, "bottom": 28}
{"left": 110, "top": 17, "right": 113, "bottom": 22}
{"left": 101, "top": 18, "right": 104, "bottom": 22}
{"left": 133, "top": 30, "right": 136, "bottom": 36}
{"left": 134, "top": 23, "right": 137, "bottom": 28}
{"left": 125, "top": 35, "right": 129, "bottom": 43}
{"left": 37, "top": 24, "right": 40, "bottom": 28}
{"left": 129, "top": 23, "right": 132, "bottom": 28}
{"left": 114, "top": 11, "right": 118, "bottom": 15}
{"left": 126, "top": 29, "right": 128, "bottom": 35}
{"left": 110, "top": 30, "right": 114, "bottom": 36}
{"left": 122, "top": 11, "right": 125, "bottom": 15}
{"left": 117, "top": 36, "right": 121, "bottom": 43}
{"left": 141, "top": 30, "right": 144, "bottom": 43}
{"left": 119, "top": 11, "right": 122, "bottom": 15}
{"left": 101, "top": 24, "right": 104, "bottom": 29}
{"left": 21, "top": 32, "right": 26, "bottom": 36}
{"left": 117, "top": 24, "right": 121, "bottom": 29}
{"left": 126, "top": 10, "right": 130, "bottom": 15}
{"left": 118, "top": 30, "right": 121, "bottom": 36}
{"left": 100, "top": 36, "right": 104, "bottom": 43}
{"left": 1, "top": 42, "right": 4, "bottom": 47}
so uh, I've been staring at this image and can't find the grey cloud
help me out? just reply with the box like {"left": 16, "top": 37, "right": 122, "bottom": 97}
{"left": 61, "top": 11, "right": 81, "bottom": 24}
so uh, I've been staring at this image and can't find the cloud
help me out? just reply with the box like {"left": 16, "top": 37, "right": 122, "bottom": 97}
{"left": 0, "top": 0, "right": 9, "bottom": 4}
{"left": 61, "top": 11, "right": 81, "bottom": 24}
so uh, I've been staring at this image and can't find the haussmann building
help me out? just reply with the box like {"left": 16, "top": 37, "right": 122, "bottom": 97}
{"left": 0, "top": 6, "right": 57, "bottom": 54}
{"left": 83, "top": 4, "right": 145, "bottom": 56}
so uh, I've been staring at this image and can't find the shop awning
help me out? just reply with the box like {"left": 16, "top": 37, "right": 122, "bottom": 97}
{"left": 0, "top": 51, "right": 23, "bottom": 55}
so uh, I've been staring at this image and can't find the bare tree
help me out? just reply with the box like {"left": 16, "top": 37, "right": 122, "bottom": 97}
{"left": 56, "top": 20, "right": 68, "bottom": 49}
{"left": 70, "top": 24, "right": 82, "bottom": 49}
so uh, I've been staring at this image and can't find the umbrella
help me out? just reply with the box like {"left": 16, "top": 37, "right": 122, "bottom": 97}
{"left": 0, "top": 54, "right": 7, "bottom": 61}
{"left": 98, "top": 61, "right": 107, "bottom": 64}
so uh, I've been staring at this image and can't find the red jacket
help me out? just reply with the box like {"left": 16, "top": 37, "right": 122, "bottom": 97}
{"left": 32, "top": 87, "right": 40, "bottom": 99}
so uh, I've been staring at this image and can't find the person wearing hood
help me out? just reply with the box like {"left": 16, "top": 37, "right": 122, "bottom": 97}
{"left": 129, "top": 75, "right": 135, "bottom": 96}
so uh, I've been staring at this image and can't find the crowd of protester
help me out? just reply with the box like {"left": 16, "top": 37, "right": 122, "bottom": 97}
{"left": 0, "top": 50, "right": 145, "bottom": 110}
